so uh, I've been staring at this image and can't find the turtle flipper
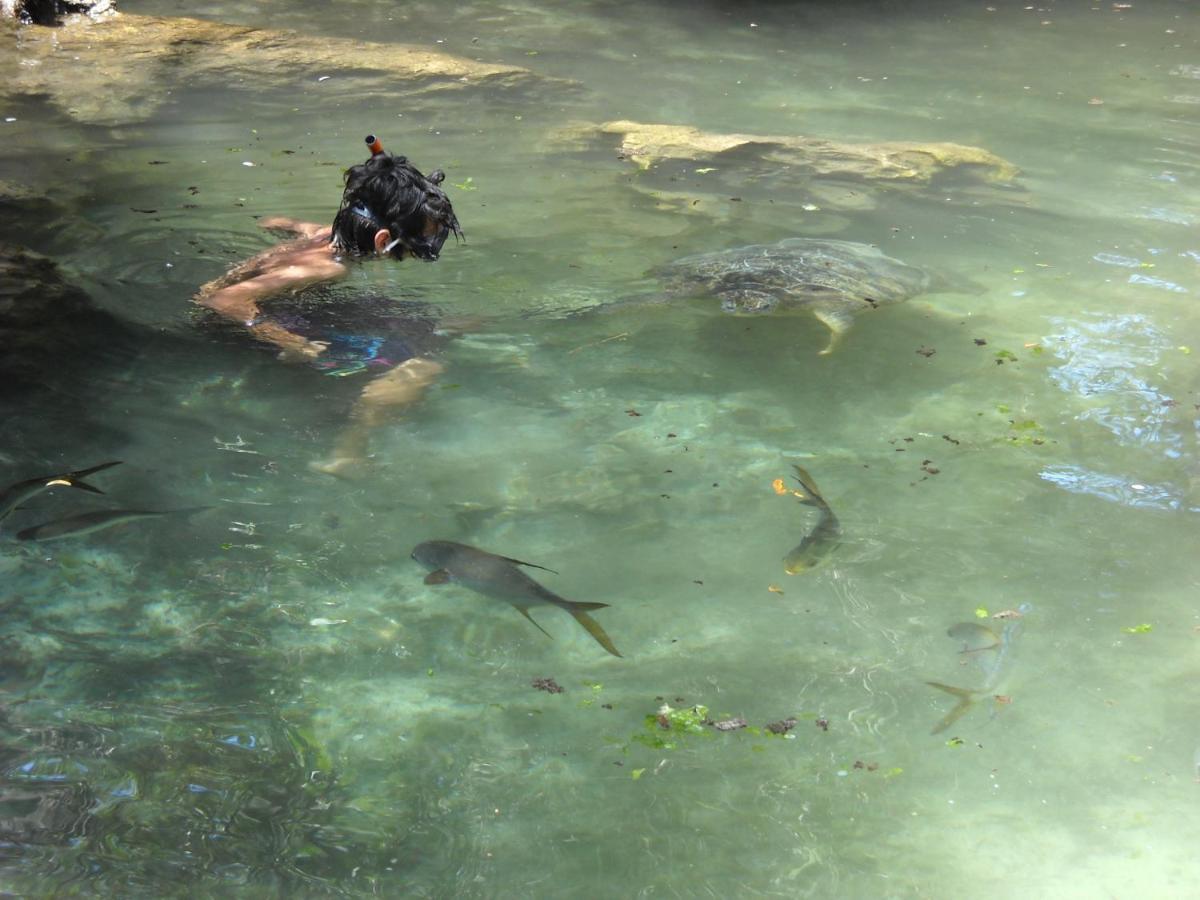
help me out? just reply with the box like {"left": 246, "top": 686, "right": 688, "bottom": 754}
{"left": 811, "top": 304, "right": 855, "bottom": 355}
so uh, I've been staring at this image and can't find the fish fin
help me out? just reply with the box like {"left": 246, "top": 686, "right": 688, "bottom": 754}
{"left": 925, "top": 681, "right": 978, "bottom": 734}
{"left": 515, "top": 607, "right": 555, "bottom": 640}
{"left": 501, "top": 555, "right": 559, "bottom": 575}
{"left": 424, "top": 569, "right": 451, "bottom": 585}
{"left": 60, "top": 460, "right": 122, "bottom": 492}
{"left": 789, "top": 465, "right": 825, "bottom": 504}
{"left": 169, "top": 506, "right": 213, "bottom": 518}
{"left": 564, "top": 605, "right": 622, "bottom": 658}
{"left": 959, "top": 643, "right": 1001, "bottom": 656}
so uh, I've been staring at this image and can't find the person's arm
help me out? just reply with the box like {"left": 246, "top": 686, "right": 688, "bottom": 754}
{"left": 197, "top": 277, "right": 320, "bottom": 362}
{"left": 257, "top": 216, "right": 327, "bottom": 238}
{"left": 196, "top": 247, "right": 344, "bottom": 362}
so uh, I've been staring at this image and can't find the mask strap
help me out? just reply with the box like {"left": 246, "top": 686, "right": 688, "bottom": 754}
{"left": 350, "top": 204, "right": 398, "bottom": 254}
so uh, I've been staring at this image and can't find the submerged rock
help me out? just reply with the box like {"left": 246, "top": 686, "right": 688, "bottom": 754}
{"left": 0, "top": 243, "right": 130, "bottom": 396}
{"left": 2, "top": 12, "right": 544, "bottom": 125}
{"left": 0, "top": 783, "right": 94, "bottom": 847}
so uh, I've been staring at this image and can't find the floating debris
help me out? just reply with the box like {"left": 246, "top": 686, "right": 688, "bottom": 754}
{"left": 531, "top": 676, "right": 564, "bottom": 694}
{"left": 766, "top": 718, "right": 798, "bottom": 735}
{"left": 991, "top": 608, "right": 1026, "bottom": 620}
{"left": 712, "top": 717, "right": 748, "bottom": 732}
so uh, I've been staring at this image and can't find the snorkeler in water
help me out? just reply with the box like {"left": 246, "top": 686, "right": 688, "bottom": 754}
{"left": 195, "top": 135, "right": 463, "bottom": 477}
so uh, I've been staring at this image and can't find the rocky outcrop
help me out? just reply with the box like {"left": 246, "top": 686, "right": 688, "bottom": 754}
{"left": 1, "top": 0, "right": 114, "bottom": 26}
{"left": 558, "top": 119, "right": 1021, "bottom": 183}
{"left": 552, "top": 119, "right": 1024, "bottom": 220}
{"left": 3, "top": 12, "right": 543, "bottom": 126}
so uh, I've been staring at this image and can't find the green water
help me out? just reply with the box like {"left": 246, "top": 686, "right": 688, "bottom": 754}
{"left": 1, "top": 0, "right": 1198, "bottom": 896}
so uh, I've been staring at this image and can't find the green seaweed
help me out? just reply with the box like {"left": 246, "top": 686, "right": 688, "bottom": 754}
{"left": 630, "top": 704, "right": 712, "bottom": 751}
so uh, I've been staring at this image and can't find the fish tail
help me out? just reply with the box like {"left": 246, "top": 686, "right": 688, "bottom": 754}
{"left": 926, "top": 681, "right": 975, "bottom": 699}
{"left": 790, "top": 466, "right": 826, "bottom": 508}
{"left": 564, "top": 604, "right": 622, "bottom": 658}
{"left": 925, "top": 681, "right": 978, "bottom": 734}
{"left": 66, "top": 480, "right": 107, "bottom": 496}
{"left": 67, "top": 460, "right": 123, "bottom": 481}
{"left": 51, "top": 460, "right": 123, "bottom": 495}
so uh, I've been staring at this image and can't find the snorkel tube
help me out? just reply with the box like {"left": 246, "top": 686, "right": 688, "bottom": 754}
{"left": 365, "top": 134, "right": 384, "bottom": 156}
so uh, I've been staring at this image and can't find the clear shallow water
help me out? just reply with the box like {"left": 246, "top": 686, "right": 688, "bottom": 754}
{"left": 1, "top": 0, "right": 1198, "bottom": 896}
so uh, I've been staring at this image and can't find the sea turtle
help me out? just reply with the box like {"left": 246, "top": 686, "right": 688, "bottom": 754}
{"left": 652, "top": 238, "right": 946, "bottom": 355}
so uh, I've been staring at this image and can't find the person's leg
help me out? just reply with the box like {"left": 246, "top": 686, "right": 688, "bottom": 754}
{"left": 310, "top": 356, "right": 443, "bottom": 477}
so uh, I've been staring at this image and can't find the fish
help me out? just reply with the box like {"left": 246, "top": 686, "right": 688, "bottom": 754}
{"left": 782, "top": 465, "right": 842, "bottom": 574}
{"left": 926, "top": 603, "right": 1032, "bottom": 734}
{"left": 946, "top": 622, "right": 1001, "bottom": 653}
{"left": 16, "top": 507, "right": 210, "bottom": 542}
{"left": 0, "top": 460, "right": 122, "bottom": 524}
{"left": 411, "top": 539, "right": 622, "bottom": 658}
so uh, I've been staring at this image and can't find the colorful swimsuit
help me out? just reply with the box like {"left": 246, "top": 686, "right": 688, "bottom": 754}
{"left": 256, "top": 290, "right": 444, "bottom": 376}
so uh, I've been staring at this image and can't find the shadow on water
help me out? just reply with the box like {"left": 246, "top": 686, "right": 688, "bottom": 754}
{"left": 0, "top": 241, "right": 236, "bottom": 459}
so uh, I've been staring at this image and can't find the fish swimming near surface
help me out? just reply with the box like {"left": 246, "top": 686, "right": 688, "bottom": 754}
{"left": 0, "top": 460, "right": 122, "bottom": 524}
{"left": 411, "top": 539, "right": 622, "bottom": 657}
{"left": 16, "top": 507, "right": 210, "bottom": 542}
{"left": 782, "top": 465, "right": 842, "bottom": 574}
{"left": 926, "top": 603, "right": 1032, "bottom": 734}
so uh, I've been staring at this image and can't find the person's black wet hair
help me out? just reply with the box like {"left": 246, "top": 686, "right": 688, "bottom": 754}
{"left": 330, "top": 152, "right": 463, "bottom": 261}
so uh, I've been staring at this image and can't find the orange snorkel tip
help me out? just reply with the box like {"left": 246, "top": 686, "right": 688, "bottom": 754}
{"left": 365, "top": 134, "right": 384, "bottom": 156}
